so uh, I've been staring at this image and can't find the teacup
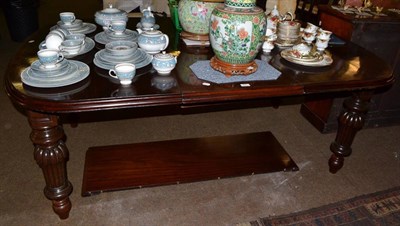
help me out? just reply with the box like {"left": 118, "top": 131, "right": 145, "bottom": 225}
{"left": 302, "top": 32, "right": 316, "bottom": 44}
{"left": 262, "top": 41, "right": 274, "bottom": 53}
{"left": 108, "top": 20, "right": 127, "bottom": 35}
{"left": 317, "top": 29, "right": 332, "bottom": 40}
{"left": 304, "top": 22, "right": 319, "bottom": 34}
{"left": 109, "top": 63, "right": 136, "bottom": 85}
{"left": 316, "top": 38, "right": 329, "bottom": 51}
{"left": 37, "top": 49, "right": 64, "bottom": 69}
{"left": 292, "top": 42, "right": 312, "bottom": 56}
{"left": 45, "top": 34, "right": 64, "bottom": 50}
{"left": 48, "top": 30, "right": 66, "bottom": 40}
{"left": 65, "top": 34, "right": 85, "bottom": 45}
{"left": 59, "top": 39, "right": 83, "bottom": 55}
{"left": 60, "top": 12, "right": 76, "bottom": 25}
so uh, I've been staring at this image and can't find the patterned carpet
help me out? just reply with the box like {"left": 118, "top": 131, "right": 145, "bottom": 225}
{"left": 240, "top": 186, "right": 400, "bottom": 226}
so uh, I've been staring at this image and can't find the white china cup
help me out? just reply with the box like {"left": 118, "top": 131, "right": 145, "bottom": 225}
{"left": 109, "top": 63, "right": 136, "bottom": 85}
{"left": 65, "top": 34, "right": 86, "bottom": 45}
{"left": 317, "top": 29, "right": 332, "bottom": 40}
{"left": 37, "top": 49, "right": 64, "bottom": 69}
{"left": 315, "top": 38, "right": 329, "bottom": 51}
{"left": 45, "top": 34, "right": 64, "bottom": 50}
{"left": 108, "top": 20, "right": 127, "bottom": 35}
{"left": 304, "top": 22, "right": 319, "bottom": 34}
{"left": 302, "top": 32, "right": 316, "bottom": 44}
{"left": 59, "top": 39, "right": 83, "bottom": 55}
{"left": 60, "top": 12, "right": 76, "bottom": 25}
{"left": 292, "top": 42, "right": 312, "bottom": 56}
{"left": 262, "top": 41, "right": 275, "bottom": 53}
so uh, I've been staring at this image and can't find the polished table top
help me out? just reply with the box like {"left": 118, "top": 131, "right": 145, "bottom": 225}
{"left": 5, "top": 18, "right": 394, "bottom": 113}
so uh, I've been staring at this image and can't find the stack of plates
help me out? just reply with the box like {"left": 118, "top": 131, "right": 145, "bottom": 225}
{"left": 94, "top": 29, "right": 139, "bottom": 45}
{"left": 51, "top": 19, "right": 97, "bottom": 35}
{"left": 93, "top": 41, "right": 152, "bottom": 70}
{"left": 280, "top": 49, "right": 333, "bottom": 67}
{"left": 21, "top": 60, "right": 90, "bottom": 88}
{"left": 39, "top": 37, "right": 95, "bottom": 58}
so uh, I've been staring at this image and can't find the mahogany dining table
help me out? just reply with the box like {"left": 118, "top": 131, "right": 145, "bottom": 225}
{"left": 4, "top": 17, "right": 394, "bottom": 219}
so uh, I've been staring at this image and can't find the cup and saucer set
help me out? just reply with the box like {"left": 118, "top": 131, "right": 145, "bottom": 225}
{"left": 94, "top": 20, "right": 139, "bottom": 45}
{"left": 280, "top": 22, "right": 334, "bottom": 67}
{"left": 93, "top": 40, "right": 153, "bottom": 71}
{"left": 21, "top": 49, "right": 90, "bottom": 88}
{"left": 51, "top": 12, "right": 97, "bottom": 35}
{"left": 39, "top": 32, "right": 95, "bottom": 58}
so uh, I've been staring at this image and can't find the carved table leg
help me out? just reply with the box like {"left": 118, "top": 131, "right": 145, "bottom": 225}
{"left": 27, "top": 111, "right": 73, "bottom": 219}
{"left": 329, "top": 91, "right": 373, "bottom": 173}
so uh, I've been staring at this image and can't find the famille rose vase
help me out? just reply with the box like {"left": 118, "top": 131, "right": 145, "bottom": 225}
{"left": 178, "top": 0, "right": 224, "bottom": 40}
{"left": 209, "top": 0, "right": 266, "bottom": 76}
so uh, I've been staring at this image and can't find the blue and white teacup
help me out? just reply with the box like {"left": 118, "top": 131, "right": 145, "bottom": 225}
{"left": 108, "top": 20, "right": 127, "bottom": 35}
{"left": 65, "top": 34, "right": 86, "bottom": 45}
{"left": 60, "top": 12, "right": 76, "bottom": 25}
{"left": 59, "top": 39, "right": 83, "bottom": 55}
{"left": 37, "top": 49, "right": 64, "bottom": 69}
{"left": 109, "top": 63, "right": 136, "bottom": 85}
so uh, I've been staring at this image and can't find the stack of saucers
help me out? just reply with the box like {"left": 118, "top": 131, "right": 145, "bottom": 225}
{"left": 94, "top": 29, "right": 139, "bottom": 45}
{"left": 51, "top": 19, "right": 97, "bottom": 35}
{"left": 21, "top": 59, "right": 90, "bottom": 88}
{"left": 93, "top": 40, "right": 153, "bottom": 70}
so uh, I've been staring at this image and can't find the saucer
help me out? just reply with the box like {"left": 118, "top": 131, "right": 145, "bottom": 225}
{"left": 39, "top": 37, "right": 95, "bottom": 58}
{"left": 275, "top": 38, "right": 301, "bottom": 47}
{"left": 284, "top": 49, "right": 324, "bottom": 62}
{"left": 21, "top": 60, "right": 90, "bottom": 88}
{"left": 30, "top": 59, "right": 70, "bottom": 75}
{"left": 280, "top": 49, "right": 333, "bottom": 67}
{"left": 57, "top": 19, "right": 83, "bottom": 29}
{"left": 94, "top": 29, "right": 139, "bottom": 44}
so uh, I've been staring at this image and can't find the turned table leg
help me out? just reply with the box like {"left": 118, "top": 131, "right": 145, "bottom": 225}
{"left": 329, "top": 91, "right": 373, "bottom": 173}
{"left": 27, "top": 111, "right": 73, "bottom": 219}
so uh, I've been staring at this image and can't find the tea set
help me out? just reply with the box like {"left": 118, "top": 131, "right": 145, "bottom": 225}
{"left": 94, "top": 19, "right": 139, "bottom": 45}
{"left": 52, "top": 12, "right": 96, "bottom": 35}
{"left": 263, "top": 6, "right": 333, "bottom": 67}
{"left": 21, "top": 49, "right": 90, "bottom": 88}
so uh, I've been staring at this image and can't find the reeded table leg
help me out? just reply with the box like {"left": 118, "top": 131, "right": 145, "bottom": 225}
{"left": 329, "top": 91, "right": 373, "bottom": 173}
{"left": 27, "top": 111, "right": 73, "bottom": 219}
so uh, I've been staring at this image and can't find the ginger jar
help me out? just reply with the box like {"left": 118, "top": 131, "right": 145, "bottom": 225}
{"left": 209, "top": 0, "right": 266, "bottom": 76}
{"left": 178, "top": 0, "right": 223, "bottom": 40}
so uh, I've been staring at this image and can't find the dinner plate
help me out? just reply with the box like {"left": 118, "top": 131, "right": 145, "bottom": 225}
{"left": 21, "top": 60, "right": 90, "bottom": 88}
{"left": 51, "top": 22, "right": 97, "bottom": 35}
{"left": 93, "top": 49, "right": 152, "bottom": 70}
{"left": 280, "top": 49, "right": 333, "bottom": 67}
{"left": 94, "top": 29, "right": 139, "bottom": 44}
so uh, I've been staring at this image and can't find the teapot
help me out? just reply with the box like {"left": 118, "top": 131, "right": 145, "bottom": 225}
{"left": 266, "top": 5, "right": 295, "bottom": 33}
{"left": 138, "top": 29, "right": 169, "bottom": 55}
{"left": 140, "top": 7, "right": 156, "bottom": 29}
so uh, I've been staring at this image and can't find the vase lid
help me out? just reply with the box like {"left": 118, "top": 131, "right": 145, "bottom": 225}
{"left": 225, "top": 0, "right": 256, "bottom": 8}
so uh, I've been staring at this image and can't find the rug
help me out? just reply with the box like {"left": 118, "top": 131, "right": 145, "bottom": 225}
{"left": 239, "top": 186, "right": 400, "bottom": 226}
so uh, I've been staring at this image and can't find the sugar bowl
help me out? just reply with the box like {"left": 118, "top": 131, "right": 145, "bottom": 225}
{"left": 152, "top": 51, "right": 177, "bottom": 74}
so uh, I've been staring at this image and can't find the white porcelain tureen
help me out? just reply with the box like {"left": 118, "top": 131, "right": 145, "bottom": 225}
{"left": 95, "top": 4, "right": 128, "bottom": 29}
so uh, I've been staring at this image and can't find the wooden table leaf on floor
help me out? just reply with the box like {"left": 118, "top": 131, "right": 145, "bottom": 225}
{"left": 4, "top": 16, "right": 394, "bottom": 219}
